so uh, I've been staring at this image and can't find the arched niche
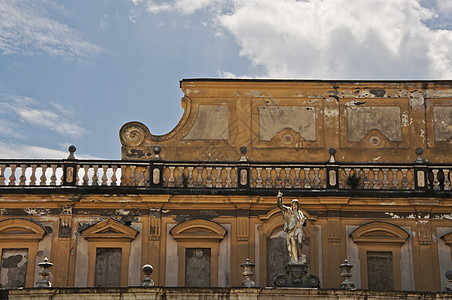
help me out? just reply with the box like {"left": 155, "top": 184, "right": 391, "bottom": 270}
{"left": 258, "top": 208, "right": 319, "bottom": 287}
{"left": 350, "top": 221, "right": 409, "bottom": 291}
{"left": 0, "top": 218, "right": 46, "bottom": 288}
{"left": 169, "top": 219, "right": 227, "bottom": 287}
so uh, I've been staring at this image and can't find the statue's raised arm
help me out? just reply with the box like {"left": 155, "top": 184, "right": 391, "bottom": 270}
{"left": 277, "top": 190, "right": 286, "bottom": 210}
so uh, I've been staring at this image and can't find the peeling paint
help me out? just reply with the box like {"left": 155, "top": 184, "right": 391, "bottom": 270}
{"left": 115, "top": 209, "right": 130, "bottom": 216}
{"left": 23, "top": 208, "right": 50, "bottom": 216}
{"left": 385, "top": 212, "right": 401, "bottom": 218}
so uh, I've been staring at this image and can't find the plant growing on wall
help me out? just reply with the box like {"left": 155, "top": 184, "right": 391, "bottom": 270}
{"left": 346, "top": 173, "right": 363, "bottom": 189}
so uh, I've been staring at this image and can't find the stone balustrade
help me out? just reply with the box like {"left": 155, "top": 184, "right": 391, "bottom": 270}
{"left": 0, "top": 159, "right": 451, "bottom": 193}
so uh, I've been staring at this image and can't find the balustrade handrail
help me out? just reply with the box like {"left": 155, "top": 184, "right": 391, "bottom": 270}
{"left": 0, "top": 159, "right": 451, "bottom": 192}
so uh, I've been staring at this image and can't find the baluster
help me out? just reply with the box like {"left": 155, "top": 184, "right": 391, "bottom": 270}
{"left": 444, "top": 169, "right": 451, "bottom": 191}
{"left": 101, "top": 165, "right": 108, "bottom": 186}
{"left": 255, "top": 168, "right": 263, "bottom": 188}
{"left": 206, "top": 167, "right": 213, "bottom": 188}
{"left": 111, "top": 165, "right": 118, "bottom": 186}
{"left": 284, "top": 167, "right": 291, "bottom": 188}
{"left": 225, "top": 167, "right": 232, "bottom": 188}
{"left": 40, "top": 165, "right": 47, "bottom": 186}
{"left": 196, "top": 167, "right": 203, "bottom": 187}
{"left": 303, "top": 168, "right": 311, "bottom": 188}
{"left": 265, "top": 167, "right": 273, "bottom": 188}
{"left": 0, "top": 164, "right": 6, "bottom": 185}
{"left": 313, "top": 168, "right": 321, "bottom": 188}
{"left": 215, "top": 167, "right": 223, "bottom": 188}
{"left": 391, "top": 168, "right": 399, "bottom": 189}
{"left": 382, "top": 168, "right": 389, "bottom": 189}
{"left": 344, "top": 168, "right": 351, "bottom": 189}
{"left": 8, "top": 164, "right": 17, "bottom": 186}
{"left": 354, "top": 168, "right": 362, "bottom": 189}
{"left": 177, "top": 167, "right": 185, "bottom": 187}
{"left": 82, "top": 165, "right": 89, "bottom": 186}
{"left": 187, "top": 167, "right": 194, "bottom": 187}
{"left": 120, "top": 165, "right": 127, "bottom": 186}
{"left": 401, "top": 168, "right": 409, "bottom": 190}
{"left": 50, "top": 165, "right": 57, "bottom": 186}
{"left": 294, "top": 168, "right": 301, "bottom": 188}
{"left": 275, "top": 168, "right": 282, "bottom": 189}
{"left": 92, "top": 165, "right": 99, "bottom": 186}
{"left": 30, "top": 164, "right": 37, "bottom": 186}
{"left": 372, "top": 168, "right": 380, "bottom": 189}
{"left": 432, "top": 169, "right": 440, "bottom": 190}
{"left": 19, "top": 164, "right": 27, "bottom": 186}
{"left": 363, "top": 168, "right": 370, "bottom": 189}
{"left": 168, "top": 166, "right": 175, "bottom": 187}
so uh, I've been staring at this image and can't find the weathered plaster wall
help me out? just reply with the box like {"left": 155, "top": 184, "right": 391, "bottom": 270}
{"left": 120, "top": 79, "right": 452, "bottom": 163}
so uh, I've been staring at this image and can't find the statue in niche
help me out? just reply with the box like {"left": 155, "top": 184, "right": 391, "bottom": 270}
{"left": 274, "top": 191, "right": 320, "bottom": 288}
{"left": 277, "top": 191, "right": 307, "bottom": 264}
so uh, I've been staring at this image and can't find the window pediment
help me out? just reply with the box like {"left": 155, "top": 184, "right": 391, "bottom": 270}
{"left": 0, "top": 219, "right": 45, "bottom": 241}
{"left": 350, "top": 221, "right": 409, "bottom": 245}
{"left": 170, "top": 219, "right": 227, "bottom": 241}
{"left": 81, "top": 219, "right": 138, "bottom": 241}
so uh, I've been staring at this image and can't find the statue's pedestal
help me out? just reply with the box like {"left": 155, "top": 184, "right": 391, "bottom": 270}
{"left": 273, "top": 262, "right": 320, "bottom": 288}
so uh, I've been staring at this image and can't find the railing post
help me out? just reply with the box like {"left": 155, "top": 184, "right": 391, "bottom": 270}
{"left": 238, "top": 146, "right": 250, "bottom": 189}
{"left": 63, "top": 145, "right": 77, "bottom": 186}
{"left": 326, "top": 148, "right": 339, "bottom": 189}
{"left": 414, "top": 147, "right": 428, "bottom": 190}
{"left": 150, "top": 146, "right": 163, "bottom": 187}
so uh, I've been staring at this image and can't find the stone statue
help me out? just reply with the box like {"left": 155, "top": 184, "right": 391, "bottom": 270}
{"left": 277, "top": 191, "right": 307, "bottom": 264}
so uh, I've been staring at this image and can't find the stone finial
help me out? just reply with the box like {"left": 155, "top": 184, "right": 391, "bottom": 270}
{"left": 415, "top": 147, "right": 423, "bottom": 163}
{"left": 241, "top": 258, "right": 255, "bottom": 287}
{"left": 339, "top": 259, "right": 355, "bottom": 290}
{"left": 153, "top": 146, "right": 161, "bottom": 160}
{"left": 141, "top": 264, "right": 154, "bottom": 287}
{"left": 67, "top": 145, "right": 77, "bottom": 160}
{"left": 328, "top": 148, "right": 336, "bottom": 163}
{"left": 239, "top": 146, "right": 248, "bottom": 162}
{"left": 446, "top": 269, "right": 452, "bottom": 291}
{"left": 36, "top": 257, "right": 53, "bottom": 288}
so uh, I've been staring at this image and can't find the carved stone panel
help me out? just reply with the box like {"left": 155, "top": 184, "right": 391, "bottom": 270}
{"left": 0, "top": 249, "right": 28, "bottom": 288}
{"left": 433, "top": 106, "right": 452, "bottom": 141}
{"left": 347, "top": 107, "right": 401, "bottom": 142}
{"left": 183, "top": 105, "right": 229, "bottom": 140}
{"left": 94, "top": 248, "right": 122, "bottom": 287}
{"left": 185, "top": 248, "right": 211, "bottom": 287}
{"left": 259, "top": 106, "right": 316, "bottom": 141}
{"left": 367, "top": 251, "right": 394, "bottom": 291}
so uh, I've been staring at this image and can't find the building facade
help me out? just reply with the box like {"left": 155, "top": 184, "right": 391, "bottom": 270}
{"left": 1, "top": 79, "right": 452, "bottom": 292}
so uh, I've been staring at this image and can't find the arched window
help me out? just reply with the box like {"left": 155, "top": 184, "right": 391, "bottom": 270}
{"left": 0, "top": 219, "right": 46, "bottom": 288}
{"left": 350, "top": 221, "right": 409, "bottom": 291}
{"left": 169, "top": 219, "right": 227, "bottom": 287}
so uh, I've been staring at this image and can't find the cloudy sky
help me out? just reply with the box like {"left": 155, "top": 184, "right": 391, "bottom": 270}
{"left": 1, "top": 0, "right": 452, "bottom": 159}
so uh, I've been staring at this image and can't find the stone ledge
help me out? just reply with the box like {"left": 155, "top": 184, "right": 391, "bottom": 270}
{"left": 2, "top": 287, "right": 451, "bottom": 300}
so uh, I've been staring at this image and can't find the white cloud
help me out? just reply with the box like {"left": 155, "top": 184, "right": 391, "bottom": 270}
{"left": 0, "top": 0, "right": 103, "bottom": 61}
{"left": 131, "top": 0, "right": 230, "bottom": 15}
{"left": 134, "top": 0, "right": 452, "bottom": 79}
{"left": 0, "top": 93, "right": 87, "bottom": 138}
{"left": 0, "top": 141, "right": 99, "bottom": 159}
{"left": 437, "top": 0, "right": 452, "bottom": 15}
{"left": 217, "top": 0, "right": 452, "bottom": 79}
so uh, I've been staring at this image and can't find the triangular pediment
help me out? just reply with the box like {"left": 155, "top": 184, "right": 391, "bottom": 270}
{"left": 81, "top": 219, "right": 138, "bottom": 241}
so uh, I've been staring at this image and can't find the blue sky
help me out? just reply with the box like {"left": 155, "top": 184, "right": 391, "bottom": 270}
{"left": 1, "top": 0, "right": 452, "bottom": 159}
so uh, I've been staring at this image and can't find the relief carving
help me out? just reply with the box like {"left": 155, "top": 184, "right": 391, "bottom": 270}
{"left": 433, "top": 106, "right": 452, "bottom": 141}
{"left": 183, "top": 105, "right": 229, "bottom": 140}
{"left": 347, "top": 106, "right": 402, "bottom": 142}
{"left": 259, "top": 106, "right": 316, "bottom": 141}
